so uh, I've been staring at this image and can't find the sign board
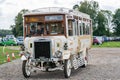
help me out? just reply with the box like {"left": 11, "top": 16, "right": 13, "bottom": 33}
{"left": 45, "top": 15, "right": 63, "bottom": 21}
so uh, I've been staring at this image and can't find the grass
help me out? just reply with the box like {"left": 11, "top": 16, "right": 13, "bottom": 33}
{"left": 92, "top": 41, "right": 120, "bottom": 48}
{"left": 0, "top": 46, "right": 20, "bottom": 64}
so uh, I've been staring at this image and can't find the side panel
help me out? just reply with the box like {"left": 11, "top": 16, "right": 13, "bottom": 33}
{"left": 67, "top": 35, "right": 91, "bottom": 55}
{"left": 79, "top": 35, "right": 92, "bottom": 51}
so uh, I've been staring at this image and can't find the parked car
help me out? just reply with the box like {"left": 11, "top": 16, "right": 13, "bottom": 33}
{"left": 6, "top": 35, "right": 15, "bottom": 39}
{"left": 93, "top": 36, "right": 103, "bottom": 45}
{"left": 16, "top": 36, "right": 23, "bottom": 45}
{"left": 0, "top": 38, "right": 17, "bottom": 46}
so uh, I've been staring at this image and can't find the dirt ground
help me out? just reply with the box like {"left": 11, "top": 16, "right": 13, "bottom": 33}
{"left": 0, "top": 48, "right": 120, "bottom": 80}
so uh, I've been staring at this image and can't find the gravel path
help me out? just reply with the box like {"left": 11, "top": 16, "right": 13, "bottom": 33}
{"left": 0, "top": 48, "right": 120, "bottom": 80}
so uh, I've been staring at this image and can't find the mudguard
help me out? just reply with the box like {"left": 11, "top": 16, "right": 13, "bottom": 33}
{"left": 20, "top": 51, "right": 30, "bottom": 61}
{"left": 21, "top": 55, "right": 27, "bottom": 61}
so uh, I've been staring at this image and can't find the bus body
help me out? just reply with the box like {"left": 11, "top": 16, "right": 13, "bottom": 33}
{"left": 21, "top": 7, "right": 92, "bottom": 78}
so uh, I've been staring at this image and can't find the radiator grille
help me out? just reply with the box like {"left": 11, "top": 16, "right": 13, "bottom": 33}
{"left": 34, "top": 42, "right": 51, "bottom": 58}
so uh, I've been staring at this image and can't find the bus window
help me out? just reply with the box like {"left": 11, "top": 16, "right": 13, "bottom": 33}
{"left": 83, "top": 23, "right": 86, "bottom": 35}
{"left": 86, "top": 24, "right": 90, "bottom": 35}
{"left": 27, "top": 22, "right": 64, "bottom": 36}
{"left": 73, "top": 20, "right": 77, "bottom": 36}
{"left": 37, "top": 23, "right": 45, "bottom": 35}
{"left": 79, "top": 23, "right": 82, "bottom": 35}
{"left": 74, "top": 21, "right": 77, "bottom": 35}
{"left": 46, "top": 22, "right": 64, "bottom": 35}
{"left": 77, "top": 21, "right": 79, "bottom": 35}
{"left": 50, "top": 23, "right": 62, "bottom": 34}
{"left": 30, "top": 23, "right": 37, "bottom": 35}
{"left": 68, "top": 20, "right": 73, "bottom": 36}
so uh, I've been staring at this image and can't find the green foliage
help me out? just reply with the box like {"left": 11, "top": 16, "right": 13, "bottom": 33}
{"left": 0, "top": 29, "right": 12, "bottom": 37}
{"left": 112, "top": 9, "right": 120, "bottom": 36}
{"left": 94, "top": 11, "right": 107, "bottom": 36}
{"left": 11, "top": 9, "right": 29, "bottom": 37}
{"left": 101, "top": 10, "right": 113, "bottom": 36}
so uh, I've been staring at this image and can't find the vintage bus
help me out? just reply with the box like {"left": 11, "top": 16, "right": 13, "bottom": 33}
{"left": 21, "top": 7, "right": 92, "bottom": 78}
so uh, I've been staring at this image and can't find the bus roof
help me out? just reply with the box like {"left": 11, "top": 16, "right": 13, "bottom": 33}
{"left": 24, "top": 7, "right": 90, "bottom": 19}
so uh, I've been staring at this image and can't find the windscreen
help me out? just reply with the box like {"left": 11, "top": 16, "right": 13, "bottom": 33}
{"left": 26, "top": 22, "right": 64, "bottom": 36}
{"left": 24, "top": 15, "right": 65, "bottom": 37}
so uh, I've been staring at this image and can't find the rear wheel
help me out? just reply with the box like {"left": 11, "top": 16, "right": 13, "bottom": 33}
{"left": 22, "top": 60, "right": 31, "bottom": 78}
{"left": 64, "top": 59, "right": 71, "bottom": 78}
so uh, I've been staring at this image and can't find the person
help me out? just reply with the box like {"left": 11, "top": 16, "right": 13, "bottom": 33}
{"left": 30, "top": 25, "right": 36, "bottom": 35}
{"left": 37, "top": 24, "right": 41, "bottom": 34}
{"left": 37, "top": 23, "right": 44, "bottom": 35}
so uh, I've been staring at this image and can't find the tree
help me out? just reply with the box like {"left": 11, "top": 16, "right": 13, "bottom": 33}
{"left": 112, "top": 9, "right": 120, "bottom": 36}
{"left": 11, "top": 9, "right": 29, "bottom": 37}
{"left": 10, "top": 25, "right": 16, "bottom": 36}
{"left": 101, "top": 10, "right": 113, "bottom": 36}
{"left": 0, "top": 29, "right": 12, "bottom": 37}
{"left": 94, "top": 11, "right": 107, "bottom": 36}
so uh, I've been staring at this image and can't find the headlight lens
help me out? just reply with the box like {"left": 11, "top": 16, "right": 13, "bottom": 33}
{"left": 54, "top": 50, "right": 62, "bottom": 58}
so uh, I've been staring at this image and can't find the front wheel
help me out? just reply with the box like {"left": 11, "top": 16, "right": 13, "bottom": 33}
{"left": 22, "top": 60, "right": 31, "bottom": 78}
{"left": 64, "top": 59, "right": 72, "bottom": 78}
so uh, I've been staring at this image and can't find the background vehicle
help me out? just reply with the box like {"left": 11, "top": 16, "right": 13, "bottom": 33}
{"left": 93, "top": 36, "right": 103, "bottom": 45}
{"left": 21, "top": 7, "right": 92, "bottom": 78}
{"left": 0, "top": 38, "right": 17, "bottom": 46}
{"left": 6, "top": 35, "right": 15, "bottom": 39}
{"left": 16, "top": 36, "right": 23, "bottom": 45}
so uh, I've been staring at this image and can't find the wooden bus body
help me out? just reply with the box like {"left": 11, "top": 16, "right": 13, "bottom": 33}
{"left": 21, "top": 7, "right": 92, "bottom": 78}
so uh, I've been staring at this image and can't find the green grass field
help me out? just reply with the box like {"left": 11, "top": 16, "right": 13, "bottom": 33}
{"left": 92, "top": 41, "right": 120, "bottom": 48}
{"left": 0, "top": 46, "right": 20, "bottom": 64}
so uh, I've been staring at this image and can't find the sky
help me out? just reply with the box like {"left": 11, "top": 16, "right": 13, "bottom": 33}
{"left": 0, "top": 0, "right": 120, "bottom": 30}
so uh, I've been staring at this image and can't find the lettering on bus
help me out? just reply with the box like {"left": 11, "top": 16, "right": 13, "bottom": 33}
{"left": 45, "top": 15, "right": 63, "bottom": 21}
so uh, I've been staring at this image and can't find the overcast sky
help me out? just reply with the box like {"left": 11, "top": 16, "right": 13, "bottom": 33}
{"left": 0, "top": 0, "right": 120, "bottom": 30}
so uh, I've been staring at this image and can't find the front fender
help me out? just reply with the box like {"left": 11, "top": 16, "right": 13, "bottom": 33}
{"left": 62, "top": 51, "right": 71, "bottom": 60}
{"left": 20, "top": 51, "right": 30, "bottom": 61}
{"left": 21, "top": 55, "right": 27, "bottom": 61}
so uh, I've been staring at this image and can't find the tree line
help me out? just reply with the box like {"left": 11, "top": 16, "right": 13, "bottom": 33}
{"left": 10, "top": 0, "right": 120, "bottom": 37}
{"left": 0, "top": 29, "right": 12, "bottom": 37}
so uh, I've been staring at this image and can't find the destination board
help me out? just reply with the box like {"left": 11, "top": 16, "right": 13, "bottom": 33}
{"left": 45, "top": 15, "right": 63, "bottom": 21}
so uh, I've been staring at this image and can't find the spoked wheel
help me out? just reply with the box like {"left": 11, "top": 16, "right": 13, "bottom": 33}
{"left": 64, "top": 59, "right": 72, "bottom": 78}
{"left": 22, "top": 60, "right": 31, "bottom": 78}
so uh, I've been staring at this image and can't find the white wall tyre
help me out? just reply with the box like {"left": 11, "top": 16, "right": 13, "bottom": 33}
{"left": 64, "top": 59, "right": 72, "bottom": 78}
{"left": 22, "top": 60, "right": 31, "bottom": 78}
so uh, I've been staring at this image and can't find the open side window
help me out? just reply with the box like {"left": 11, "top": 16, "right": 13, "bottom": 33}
{"left": 68, "top": 20, "right": 73, "bottom": 36}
